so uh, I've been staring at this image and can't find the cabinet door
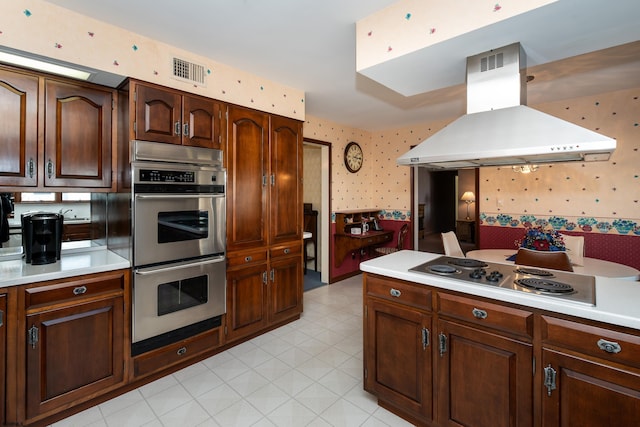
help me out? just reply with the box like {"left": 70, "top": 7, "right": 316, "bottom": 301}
{"left": 44, "top": 80, "right": 113, "bottom": 188}
{"left": 0, "top": 68, "right": 38, "bottom": 186}
{"left": 269, "top": 115, "right": 303, "bottom": 245}
{"left": 226, "top": 105, "right": 269, "bottom": 251}
{"left": 226, "top": 262, "right": 269, "bottom": 341}
{"left": 134, "top": 83, "right": 182, "bottom": 144}
{"left": 365, "top": 298, "right": 432, "bottom": 420}
{"left": 541, "top": 349, "right": 640, "bottom": 427}
{"left": 0, "top": 294, "right": 5, "bottom": 426}
{"left": 25, "top": 296, "right": 124, "bottom": 420}
{"left": 269, "top": 253, "right": 303, "bottom": 325}
{"left": 182, "top": 95, "right": 221, "bottom": 149}
{"left": 436, "top": 319, "right": 533, "bottom": 427}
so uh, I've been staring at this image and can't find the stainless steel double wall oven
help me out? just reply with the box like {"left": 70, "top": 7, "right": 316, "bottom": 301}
{"left": 130, "top": 141, "right": 226, "bottom": 356}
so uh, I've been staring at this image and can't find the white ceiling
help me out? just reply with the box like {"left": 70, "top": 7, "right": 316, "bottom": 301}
{"left": 45, "top": 0, "right": 640, "bottom": 131}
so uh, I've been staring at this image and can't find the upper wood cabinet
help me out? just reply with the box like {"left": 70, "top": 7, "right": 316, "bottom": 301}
{"left": 0, "top": 65, "right": 115, "bottom": 190}
{"left": 0, "top": 67, "right": 39, "bottom": 187}
{"left": 132, "top": 80, "right": 223, "bottom": 149}
{"left": 44, "top": 79, "right": 114, "bottom": 188}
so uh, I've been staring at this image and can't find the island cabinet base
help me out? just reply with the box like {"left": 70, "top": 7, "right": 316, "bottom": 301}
{"left": 363, "top": 272, "right": 640, "bottom": 427}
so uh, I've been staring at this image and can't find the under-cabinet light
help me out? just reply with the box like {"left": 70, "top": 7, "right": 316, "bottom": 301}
{"left": 0, "top": 51, "right": 91, "bottom": 80}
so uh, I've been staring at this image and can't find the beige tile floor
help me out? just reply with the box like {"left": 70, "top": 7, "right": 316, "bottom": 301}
{"left": 50, "top": 275, "right": 414, "bottom": 427}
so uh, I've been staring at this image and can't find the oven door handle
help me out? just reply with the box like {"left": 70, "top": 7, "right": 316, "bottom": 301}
{"left": 134, "top": 256, "right": 225, "bottom": 275}
{"left": 135, "top": 194, "right": 224, "bottom": 200}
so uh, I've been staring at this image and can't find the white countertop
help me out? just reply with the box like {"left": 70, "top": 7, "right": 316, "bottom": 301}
{"left": 360, "top": 250, "right": 640, "bottom": 331}
{"left": 0, "top": 243, "right": 130, "bottom": 288}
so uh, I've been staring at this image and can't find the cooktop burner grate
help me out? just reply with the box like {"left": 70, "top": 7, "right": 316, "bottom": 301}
{"left": 515, "top": 278, "right": 574, "bottom": 294}
{"left": 447, "top": 258, "right": 488, "bottom": 269}
{"left": 515, "top": 267, "right": 554, "bottom": 277}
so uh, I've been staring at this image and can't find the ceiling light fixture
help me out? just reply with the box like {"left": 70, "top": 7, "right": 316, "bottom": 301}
{"left": 0, "top": 50, "right": 91, "bottom": 80}
{"left": 512, "top": 165, "right": 539, "bottom": 174}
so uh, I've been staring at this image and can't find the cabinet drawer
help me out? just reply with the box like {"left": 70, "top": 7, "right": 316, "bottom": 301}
{"left": 133, "top": 327, "right": 222, "bottom": 378}
{"left": 227, "top": 249, "right": 268, "bottom": 268}
{"left": 270, "top": 243, "right": 302, "bottom": 259}
{"left": 365, "top": 274, "right": 431, "bottom": 311}
{"left": 437, "top": 292, "right": 533, "bottom": 338}
{"left": 25, "top": 271, "right": 125, "bottom": 310}
{"left": 541, "top": 315, "right": 640, "bottom": 369}
{"left": 363, "top": 233, "right": 392, "bottom": 246}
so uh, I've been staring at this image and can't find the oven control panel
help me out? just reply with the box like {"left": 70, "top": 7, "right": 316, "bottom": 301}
{"left": 139, "top": 169, "right": 196, "bottom": 183}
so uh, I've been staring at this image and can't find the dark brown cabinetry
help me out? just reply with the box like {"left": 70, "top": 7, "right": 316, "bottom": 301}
{"left": 226, "top": 244, "right": 303, "bottom": 342}
{"left": 225, "top": 105, "right": 303, "bottom": 342}
{"left": 364, "top": 275, "right": 433, "bottom": 423}
{"left": 62, "top": 222, "right": 93, "bottom": 242}
{"left": 20, "top": 270, "right": 129, "bottom": 423}
{"left": 0, "top": 67, "right": 38, "bottom": 187}
{"left": 334, "top": 210, "right": 393, "bottom": 267}
{"left": 0, "top": 65, "right": 115, "bottom": 190}
{"left": 44, "top": 79, "right": 114, "bottom": 188}
{"left": 0, "top": 293, "right": 6, "bottom": 427}
{"left": 132, "top": 80, "right": 224, "bottom": 149}
{"left": 540, "top": 316, "right": 640, "bottom": 426}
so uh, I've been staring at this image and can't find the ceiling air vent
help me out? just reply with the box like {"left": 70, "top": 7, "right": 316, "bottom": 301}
{"left": 172, "top": 57, "right": 207, "bottom": 86}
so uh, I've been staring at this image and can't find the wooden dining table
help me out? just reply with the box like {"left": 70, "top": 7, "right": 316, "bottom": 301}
{"left": 466, "top": 249, "right": 640, "bottom": 281}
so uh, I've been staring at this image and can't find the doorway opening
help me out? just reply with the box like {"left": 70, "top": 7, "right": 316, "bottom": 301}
{"left": 303, "top": 138, "right": 331, "bottom": 289}
{"left": 413, "top": 168, "right": 479, "bottom": 255}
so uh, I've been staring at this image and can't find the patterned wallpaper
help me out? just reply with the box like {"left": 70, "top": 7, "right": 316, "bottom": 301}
{"left": 0, "top": 0, "right": 304, "bottom": 121}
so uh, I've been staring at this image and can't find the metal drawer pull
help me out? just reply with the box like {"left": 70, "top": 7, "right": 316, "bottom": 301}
{"left": 0, "top": 310, "right": 3, "bottom": 327}
{"left": 73, "top": 286, "right": 87, "bottom": 295}
{"left": 472, "top": 308, "right": 488, "bottom": 319}
{"left": 245, "top": 256, "right": 253, "bottom": 262}
{"left": 174, "top": 121, "right": 181, "bottom": 135}
{"left": 597, "top": 339, "right": 621, "bottom": 354}
{"left": 47, "top": 159, "right": 54, "bottom": 178}
{"left": 544, "top": 365, "right": 557, "bottom": 396}
{"left": 28, "top": 158, "right": 35, "bottom": 178}
{"left": 177, "top": 347, "right": 187, "bottom": 356}
{"left": 389, "top": 288, "right": 401, "bottom": 298}
{"left": 284, "top": 248, "right": 290, "bottom": 254}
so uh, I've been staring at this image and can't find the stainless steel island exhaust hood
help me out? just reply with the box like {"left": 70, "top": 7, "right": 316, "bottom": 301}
{"left": 397, "top": 43, "right": 616, "bottom": 169}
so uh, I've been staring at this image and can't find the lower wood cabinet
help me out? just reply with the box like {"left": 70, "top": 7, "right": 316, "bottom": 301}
{"left": 436, "top": 319, "right": 532, "bottom": 427}
{"left": 364, "top": 298, "right": 433, "bottom": 422}
{"left": 226, "top": 243, "right": 303, "bottom": 342}
{"left": 363, "top": 273, "right": 640, "bottom": 427}
{"left": 20, "top": 270, "right": 129, "bottom": 424}
{"left": 1, "top": 293, "right": 6, "bottom": 426}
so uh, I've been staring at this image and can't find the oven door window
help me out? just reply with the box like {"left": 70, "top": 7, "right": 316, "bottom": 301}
{"left": 157, "top": 210, "right": 209, "bottom": 243}
{"left": 157, "top": 275, "right": 209, "bottom": 316}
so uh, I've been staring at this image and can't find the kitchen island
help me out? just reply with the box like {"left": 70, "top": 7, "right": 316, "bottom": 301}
{"left": 360, "top": 250, "right": 640, "bottom": 427}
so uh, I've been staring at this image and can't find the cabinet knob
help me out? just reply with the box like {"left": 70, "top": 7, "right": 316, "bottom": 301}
{"left": 284, "top": 248, "right": 290, "bottom": 254}
{"left": 244, "top": 256, "right": 253, "bottom": 262}
{"left": 597, "top": 339, "right": 621, "bottom": 354}
{"left": 472, "top": 308, "right": 488, "bottom": 319}
{"left": 73, "top": 286, "right": 88, "bottom": 295}
{"left": 389, "top": 288, "right": 401, "bottom": 298}
{"left": 177, "top": 347, "right": 187, "bottom": 356}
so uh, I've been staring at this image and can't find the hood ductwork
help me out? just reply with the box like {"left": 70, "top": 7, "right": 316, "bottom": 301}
{"left": 397, "top": 43, "right": 616, "bottom": 169}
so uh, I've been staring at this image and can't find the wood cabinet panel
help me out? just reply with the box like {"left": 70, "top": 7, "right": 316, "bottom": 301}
{"left": 269, "top": 115, "right": 302, "bottom": 245}
{"left": 226, "top": 105, "right": 269, "bottom": 252}
{"left": 25, "top": 295, "right": 124, "bottom": 420}
{"left": 541, "top": 348, "right": 640, "bottom": 427}
{"left": 437, "top": 292, "right": 533, "bottom": 338}
{"left": 365, "top": 297, "right": 432, "bottom": 421}
{"left": 0, "top": 294, "right": 6, "bottom": 426}
{"left": 0, "top": 67, "right": 38, "bottom": 187}
{"left": 226, "top": 261, "right": 268, "bottom": 341}
{"left": 44, "top": 79, "right": 113, "bottom": 188}
{"left": 270, "top": 251, "right": 303, "bottom": 324}
{"left": 436, "top": 319, "right": 533, "bottom": 427}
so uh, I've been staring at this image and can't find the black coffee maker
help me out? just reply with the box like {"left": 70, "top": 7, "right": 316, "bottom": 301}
{"left": 22, "top": 212, "right": 63, "bottom": 265}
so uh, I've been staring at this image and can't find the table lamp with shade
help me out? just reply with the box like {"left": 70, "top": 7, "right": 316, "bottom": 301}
{"left": 461, "top": 191, "right": 475, "bottom": 220}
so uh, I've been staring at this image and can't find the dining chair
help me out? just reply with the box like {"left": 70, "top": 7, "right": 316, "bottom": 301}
{"left": 515, "top": 248, "right": 574, "bottom": 272}
{"left": 441, "top": 231, "right": 465, "bottom": 257}
{"left": 560, "top": 234, "right": 585, "bottom": 266}
{"left": 375, "top": 223, "right": 409, "bottom": 256}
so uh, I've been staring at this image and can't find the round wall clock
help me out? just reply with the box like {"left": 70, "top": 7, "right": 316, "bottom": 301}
{"left": 344, "top": 141, "right": 363, "bottom": 173}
